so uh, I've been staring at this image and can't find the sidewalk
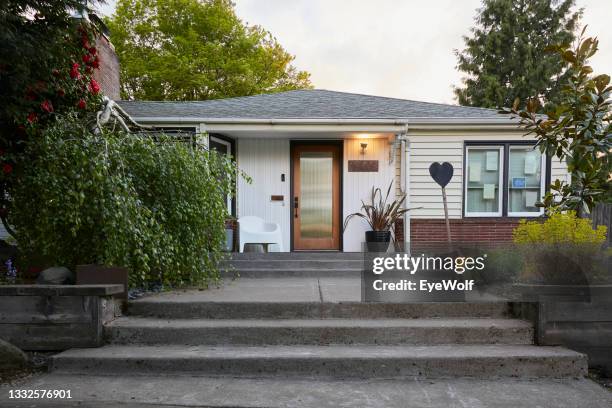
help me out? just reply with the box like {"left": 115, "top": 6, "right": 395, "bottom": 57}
{"left": 2, "top": 374, "right": 611, "bottom": 407}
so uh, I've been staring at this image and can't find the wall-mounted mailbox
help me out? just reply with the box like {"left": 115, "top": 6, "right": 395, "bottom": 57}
{"left": 271, "top": 195, "right": 284, "bottom": 201}
{"left": 281, "top": 174, "right": 285, "bottom": 182}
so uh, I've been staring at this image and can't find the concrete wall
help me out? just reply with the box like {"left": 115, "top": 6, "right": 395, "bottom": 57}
{"left": 514, "top": 295, "right": 612, "bottom": 376}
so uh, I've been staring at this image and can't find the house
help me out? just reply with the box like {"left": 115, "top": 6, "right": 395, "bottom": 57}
{"left": 118, "top": 89, "right": 570, "bottom": 252}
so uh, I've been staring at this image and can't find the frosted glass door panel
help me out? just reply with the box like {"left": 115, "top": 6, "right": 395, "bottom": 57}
{"left": 300, "top": 152, "right": 333, "bottom": 238}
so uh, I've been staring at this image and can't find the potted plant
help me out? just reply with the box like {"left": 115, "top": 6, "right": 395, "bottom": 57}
{"left": 343, "top": 182, "right": 410, "bottom": 252}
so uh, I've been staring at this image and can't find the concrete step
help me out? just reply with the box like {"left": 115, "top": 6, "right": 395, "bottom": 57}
{"left": 128, "top": 301, "right": 511, "bottom": 319}
{"left": 50, "top": 344, "right": 587, "bottom": 379}
{"left": 6, "top": 374, "right": 610, "bottom": 408}
{"left": 106, "top": 317, "right": 533, "bottom": 346}
{"left": 222, "top": 267, "right": 362, "bottom": 278}
{"left": 230, "top": 252, "right": 364, "bottom": 260}
{"left": 224, "top": 259, "right": 364, "bottom": 269}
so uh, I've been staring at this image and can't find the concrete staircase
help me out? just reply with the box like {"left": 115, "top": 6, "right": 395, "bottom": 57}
{"left": 221, "top": 251, "right": 364, "bottom": 278}
{"left": 49, "top": 253, "right": 587, "bottom": 380}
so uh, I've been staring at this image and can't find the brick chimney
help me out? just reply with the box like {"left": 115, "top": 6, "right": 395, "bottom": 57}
{"left": 90, "top": 14, "right": 120, "bottom": 100}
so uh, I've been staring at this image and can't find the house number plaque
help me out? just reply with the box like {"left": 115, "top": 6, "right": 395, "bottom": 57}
{"left": 348, "top": 160, "right": 379, "bottom": 172}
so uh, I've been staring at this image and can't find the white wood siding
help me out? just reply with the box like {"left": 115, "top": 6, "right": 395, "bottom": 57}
{"left": 406, "top": 132, "right": 569, "bottom": 219}
{"left": 236, "top": 139, "right": 290, "bottom": 251}
{"left": 343, "top": 137, "right": 395, "bottom": 252}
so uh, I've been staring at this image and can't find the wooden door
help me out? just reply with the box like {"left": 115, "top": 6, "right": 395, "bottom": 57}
{"left": 292, "top": 143, "right": 341, "bottom": 250}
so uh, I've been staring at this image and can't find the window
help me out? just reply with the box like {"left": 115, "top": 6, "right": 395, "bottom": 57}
{"left": 209, "top": 135, "right": 234, "bottom": 214}
{"left": 507, "top": 146, "right": 545, "bottom": 216}
{"left": 209, "top": 136, "right": 232, "bottom": 156}
{"left": 464, "top": 143, "right": 546, "bottom": 217}
{"left": 145, "top": 127, "right": 198, "bottom": 145}
{"left": 465, "top": 146, "right": 503, "bottom": 216}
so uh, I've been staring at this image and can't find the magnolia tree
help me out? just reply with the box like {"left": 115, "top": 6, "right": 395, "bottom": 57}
{"left": 504, "top": 30, "right": 612, "bottom": 216}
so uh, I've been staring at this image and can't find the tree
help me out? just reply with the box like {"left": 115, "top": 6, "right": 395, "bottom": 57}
{"left": 504, "top": 32, "right": 611, "bottom": 216}
{"left": 106, "top": 0, "right": 312, "bottom": 100}
{"left": 454, "top": 0, "right": 582, "bottom": 109}
{"left": 0, "top": 0, "right": 103, "bottom": 236}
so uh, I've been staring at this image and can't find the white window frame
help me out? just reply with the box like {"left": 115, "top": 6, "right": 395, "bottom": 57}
{"left": 464, "top": 146, "right": 504, "bottom": 217}
{"left": 210, "top": 136, "right": 233, "bottom": 214}
{"left": 507, "top": 146, "right": 546, "bottom": 217}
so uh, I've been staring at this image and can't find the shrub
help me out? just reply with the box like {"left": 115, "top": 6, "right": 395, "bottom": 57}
{"left": 512, "top": 212, "right": 608, "bottom": 284}
{"left": 9, "top": 114, "right": 245, "bottom": 288}
{"left": 513, "top": 212, "right": 607, "bottom": 245}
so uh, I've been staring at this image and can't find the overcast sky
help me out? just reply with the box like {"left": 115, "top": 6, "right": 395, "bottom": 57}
{"left": 99, "top": 0, "right": 612, "bottom": 104}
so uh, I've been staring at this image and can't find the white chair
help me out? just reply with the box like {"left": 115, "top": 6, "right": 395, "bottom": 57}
{"left": 238, "top": 216, "right": 284, "bottom": 252}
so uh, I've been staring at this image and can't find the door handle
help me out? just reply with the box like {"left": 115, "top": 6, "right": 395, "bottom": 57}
{"left": 294, "top": 196, "right": 299, "bottom": 218}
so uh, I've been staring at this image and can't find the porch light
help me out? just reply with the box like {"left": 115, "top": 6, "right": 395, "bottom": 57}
{"left": 360, "top": 142, "right": 368, "bottom": 157}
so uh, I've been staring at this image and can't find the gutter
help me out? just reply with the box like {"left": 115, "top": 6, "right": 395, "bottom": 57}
{"left": 397, "top": 127, "right": 411, "bottom": 254}
{"left": 129, "top": 117, "right": 518, "bottom": 126}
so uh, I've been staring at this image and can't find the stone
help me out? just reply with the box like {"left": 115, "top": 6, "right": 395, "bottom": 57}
{"left": 36, "top": 267, "right": 74, "bottom": 285}
{"left": 0, "top": 338, "right": 28, "bottom": 369}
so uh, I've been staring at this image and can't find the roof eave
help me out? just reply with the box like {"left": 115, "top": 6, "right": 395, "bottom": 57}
{"left": 130, "top": 116, "right": 518, "bottom": 125}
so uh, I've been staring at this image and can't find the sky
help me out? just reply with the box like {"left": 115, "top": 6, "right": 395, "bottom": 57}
{"left": 99, "top": 0, "right": 612, "bottom": 105}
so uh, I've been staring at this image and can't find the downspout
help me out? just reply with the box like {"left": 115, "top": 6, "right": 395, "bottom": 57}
{"left": 397, "top": 125, "right": 410, "bottom": 254}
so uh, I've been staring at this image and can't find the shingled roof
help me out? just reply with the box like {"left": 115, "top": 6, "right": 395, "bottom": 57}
{"left": 118, "top": 89, "right": 504, "bottom": 120}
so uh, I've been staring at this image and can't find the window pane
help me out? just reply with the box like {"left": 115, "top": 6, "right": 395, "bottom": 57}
{"left": 300, "top": 152, "right": 333, "bottom": 238}
{"left": 508, "top": 147, "right": 542, "bottom": 214}
{"left": 466, "top": 148, "right": 500, "bottom": 214}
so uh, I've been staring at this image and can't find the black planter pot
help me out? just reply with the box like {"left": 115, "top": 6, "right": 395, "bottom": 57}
{"left": 365, "top": 230, "right": 391, "bottom": 252}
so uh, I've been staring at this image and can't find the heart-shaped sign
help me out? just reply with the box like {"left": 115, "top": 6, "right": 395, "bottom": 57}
{"left": 429, "top": 162, "right": 454, "bottom": 188}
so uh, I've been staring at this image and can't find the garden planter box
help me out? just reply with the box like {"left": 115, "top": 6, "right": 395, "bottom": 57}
{"left": 76, "top": 264, "right": 129, "bottom": 304}
{"left": 0, "top": 284, "right": 123, "bottom": 350}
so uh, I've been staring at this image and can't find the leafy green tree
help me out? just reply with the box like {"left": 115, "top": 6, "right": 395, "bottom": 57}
{"left": 504, "top": 32, "right": 611, "bottom": 216}
{"left": 106, "top": 0, "right": 312, "bottom": 100}
{"left": 0, "top": 0, "right": 103, "bottom": 235}
{"left": 455, "top": 0, "right": 582, "bottom": 109}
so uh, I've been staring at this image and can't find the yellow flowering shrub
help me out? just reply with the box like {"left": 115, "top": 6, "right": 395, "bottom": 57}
{"left": 512, "top": 212, "right": 608, "bottom": 284}
{"left": 513, "top": 212, "right": 607, "bottom": 245}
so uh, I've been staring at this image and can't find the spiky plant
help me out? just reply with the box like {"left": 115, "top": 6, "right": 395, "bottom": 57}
{"left": 343, "top": 181, "right": 411, "bottom": 233}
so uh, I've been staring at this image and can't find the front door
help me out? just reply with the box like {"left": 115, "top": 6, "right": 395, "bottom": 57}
{"left": 292, "top": 143, "right": 342, "bottom": 250}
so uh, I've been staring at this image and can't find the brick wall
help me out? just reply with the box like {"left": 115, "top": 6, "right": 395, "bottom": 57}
{"left": 93, "top": 34, "right": 120, "bottom": 100}
{"left": 395, "top": 218, "right": 522, "bottom": 251}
